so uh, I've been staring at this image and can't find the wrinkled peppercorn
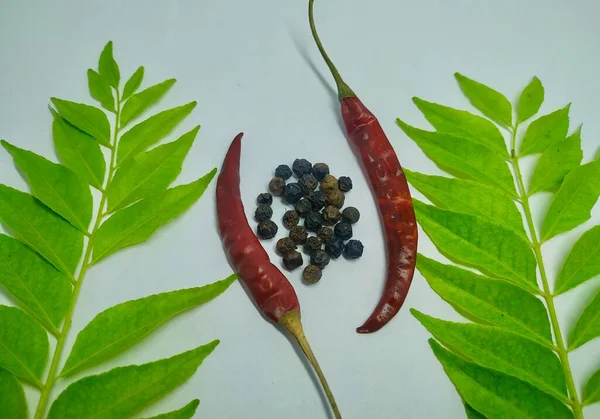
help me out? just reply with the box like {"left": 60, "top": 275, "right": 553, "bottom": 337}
{"left": 325, "top": 239, "right": 344, "bottom": 259}
{"left": 334, "top": 222, "right": 353, "bottom": 240}
{"left": 310, "top": 249, "right": 330, "bottom": 269}
{"left": 320, "top": 174, "right": 338, "bottom": 192}
{"left": 342, "top": 206, "right": 360, "bottom": 224}
{"left": 326, "top": 189, "right": 345, "bottom": 208}
{"left": 275, "top": 164, "right": 293, "bottom": 180}
{"left": 283, "top": 250, "right": 303, "bottom": 271}
{"left": 256, "top": 192, "right": 273, "bottom": 206}
{"left": 257, "top": 220, "right": 278, "bottom": 239}
{"left": 322, "top": 205, "right": 342, "bottom": 225}
{"left": 283, "top": 183, "right": 303, "bottom": 204}
{"left": 305, "top": 211, "right": 324, "bottom": 232}
{"left": 282, "top": 210, "right": 300, "bottom": 229}
{"left": 289, "top": 225, "right": 308, "bottom": 244}
{"left": 317, "top": 227, "right": 334, "bottom": 242}
{"left": 344, "top": 240, "right": 364, "bottom": 259}
{"left": 304, "top": 236, "right": 323, "bottom": 255}
{"left": 299, "top": 174, "right": 319, "bottom": 194}
{"left": 308, "top": 190, "right": 326, "bottom": 211}
{"left": 338, "top": 176, "right": 353, "bottom": 192}
{"left": 295, "top": 198, "right": 312, "bottom": 217}
{"left": 312, "top": 162, "right": 330, "bottom": 181}
{"left": 269, "top": 177, "right": 285, "bottom": 196}
{"left": 254, "top": 204, "right": 273, "bottom": 222}
{"left": 292, "top": 158, "right": 312, "bottom": 177}
{"left": 303, "top": 265, "right": 322, "bottom": 284}
{"left": 276, "top": 237, "right": 297, "bottom": 255}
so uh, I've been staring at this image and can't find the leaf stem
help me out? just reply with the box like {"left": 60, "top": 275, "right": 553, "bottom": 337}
{"left": 509, "top": 125, "right": 583, "bottom": 419}
{"left": 34, "top": 91, "right": 122, "bottom": 419}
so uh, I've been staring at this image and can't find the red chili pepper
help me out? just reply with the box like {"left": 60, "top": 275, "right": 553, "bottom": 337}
{"left": 308, "top": 0, "right": 418, "bottom": 334}
{"left": 216, "top": 133, "right": 342, "bottom": 419}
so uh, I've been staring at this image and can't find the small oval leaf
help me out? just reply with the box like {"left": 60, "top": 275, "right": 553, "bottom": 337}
{"left": 0, "top": 369, "right": 27, "bottom": 419}
{"left": 120, "top": 79, "right": 176, "bottom": 128}
{"left": 519, "top": 105, "right": 570, "bottom": 156}
{"left": 51, "top": 98, "right": 111, "bottom": 147}
{"left": 555, "top": 225, "right": 600, "bottom": 295}
{"left": 141, "top": 400, "right": 200, "bottom": 419}
{"left": 517, "top": 77, "right": 544, "bottom": 123}
{"left": 454, "top": 73, "right": 512, "bottom": 127}
{"left": 568, "top": 289, "right": 600, "bottom": 350}
{"left": 122, "top": 66, "right": 144, "bottom": 101}
{"left": 98, "top": 41, "right": 120, "bottom": 89}
{"left": 87, "top": 69, "right": 115, "bottom": 112}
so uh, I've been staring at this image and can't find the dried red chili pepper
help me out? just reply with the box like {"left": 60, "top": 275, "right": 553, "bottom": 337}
{"left": 216, "top": 132, "right": 341, "bottom": 419}
{"left": 308, "top": 0, "right": 418, "bottom": 334}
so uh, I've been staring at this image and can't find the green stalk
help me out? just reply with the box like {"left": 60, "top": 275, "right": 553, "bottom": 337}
{"left": 509, "top": 125, "right": 583, "bottom": 419}
{"left": 34, "top": 91, "right": 122, "bottom": 419}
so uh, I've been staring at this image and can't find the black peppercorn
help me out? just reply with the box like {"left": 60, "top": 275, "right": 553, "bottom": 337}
{"left": 299, "top": 174, "right": 319, "bottom": 194}
{"left": 282, "top": 210, "right": 300, "bottom": 229}
{"left": 295, "top": 198, "right": 312, "bottom": 217}
{"left": 257, "top": 220, "right": 278, "bottom": 239}
{"left": 289, "top": 225, "right": 308, "bottom": 244}
{"left": 342, "top": 206, "right": 360, "bottom": 224}
{"left": 325, "top": 239, "right": 344, "bottom": 259}
{"left": 322, "top": 205, "right": 342, "bottom": 225}
{"left": 275, "top": 164, "right": 293, "bottom": 180}
{"left": 317, "top": 227, "right": 334, "bottom": 242}
{"left": 308, "top": 190, "right": 326, "bottom": 211}
{"left": 292, "top": 158, "right": 312, "bottom": 177}
{"left": 269, "top": 177, "right": 285, "bottom": 196}
{"left": 254, "top": 204, "right": 273, "bottom": 222}
{"left": 305, "top": 211, "right": 324, "bottom": 232}
{"left": 320, "top": 174, "right": 338, "bottom": 192}
{"left": 343, "top": 240, "right": 364, "bottom": 259}
{"left": 338, "top": 176, "right": 353, "bottom": 192}
{"left": 256, "top": 192, "right": 273, "bottom": 206}
{"left": 303, "top": 265, "right": 322, "bottom": 284}
{"left": 283, "top": 250, "right": 303, "bottom": 271}
{"left": 304, "top": 236, "right": 323, "bottom": 255}
{"left": 312, "top": 162, "right": 330, "bottom": 181}
{"left": 334, "top": 222, "right": 353, "bottom": 240}
{"left": 310, "top": 249, "right": 330, "bottom": 270}
{"left": 326, "top": 189, "right": 345, "bottom": 208}
{"left": 276, "top": 237, "right": 297, "bottom": 255}
{"left": 283, "top": 183, "right": 303, "bottom": 204}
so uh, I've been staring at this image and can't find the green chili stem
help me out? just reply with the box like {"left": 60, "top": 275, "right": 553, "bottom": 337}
{"left": 34, "top": 90, "right": 122, "bottom": 419}
{"left": 308, "top": 0, "right": 355, "bottom": 101}
{"left": 509, "top": 125, "right": 583, "bottom": 419}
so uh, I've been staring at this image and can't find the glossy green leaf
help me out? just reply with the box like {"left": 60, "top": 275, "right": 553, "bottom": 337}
{"left": 98, "top": 41, "right": 120, "bottom": 88}
{"left": 93, "top": 170, "right": 216, "bottom": 263}
{"left": 416, "top": 255, "right": 551, "bottom": 345}
{"left": 412, "top": 97, "right": 507, "bottom": 155}
{"left": 568, "top": 289, "right": 600, "bottom": 350}
{"left": 397, "top": 120, "right": 515, "bottom": 196}
{"left": 454, "top": 73, "right": 512, "bottom": 127}
{"left": 541, "top": 159, "right": 600, "bottom": 241}
{"left": 516, "top": 77, "right": 544, "bottom": 123}
{"left": 52, "top": 111, "right": 105, "bottom": 190}
{"left": 429, "top": 340, "right": 573, "bottom": 419}
{"left": 529, "top": 127, "right": 583, "bottom": 195}
{"left": 555, "top": 225, "right": 600, "bottom": 295}
{"left": 413, "top": 310, "right": 566, "bottom": 400}
{"left": 140, "top": 399, "right": 199, "bottom": 419}
{"left": 414, "top": 201, "right": 537, "bottom": 292}
{"left": 405, "top": 170, "right": 525, "bottom": 238}
{"left": 2, "top": 141, "right": 93, "bottom": 232}
{"left": 583, "top": 368, "right": 600, "bottom": 405}
{"left": 122, "top": 66, "right": 144, "bottom": 101}
{"left": 0, "top": 369, "right": 27, "bottom": 419}
{"left": 0, "top": 184, "right": 83, "bottom": 276}
{"left": 120, "top": 79, "right": 176, "bottom": 128}
{"left": 519, "top": 105, "right": 570, "bottom": 156}
{"left": 48, "top": 341, "right": 219, "bottom": 419}
{"left": 87, "top": 69, "right": 115, "bottom": 112}
{"left": 51, "top": 98, "right": 111, "bottom": 147}
{"left": 0, "top": 234, "right": 71, "bottom": 333}
{"left": 61, "top": 274, "right": 235, "bottom": 377}
{"left": 117, "top": 102, "right": 196, "bottom": 165}
{"left": 464, "top": 404, "right": 485, "bottom": 419}
{"left": 107, "top": 126, "right": 198, "bottom": 212}
{"left": 0, "top": 305, "right": 48, "bottom": 386}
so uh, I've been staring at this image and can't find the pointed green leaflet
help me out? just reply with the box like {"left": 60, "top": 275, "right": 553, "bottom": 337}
{"left": 122, "top": 66, "right": 144, "bottom": 101}
{"left": 120, "top": 79, "right": 176, "bottom": 128}
{"left": 568, "top": 289, "right": 600, "bottom": 350}
{"left": 98, "top": 41, "right": 120, "bottom": 88}
{"left": 87, "top": 69, "right": 115, "bottom": 112}
{"left": 519, "top": 105, "right": 570, "bottom": 156}
{"left": 0, "top": 369, "right": 27, "bottom": 419}
{"left": 555, "top": 225, "right": 600, "bottom": 295}
{"left": 584, "top": 369, "right": 600, "bottom": 406}
{"left": 51, "top": 98, "right": 111, "bottom": 147}
{"left": 516, "top": 77, "right": 544, "bottom": 123}
{"left": 141, "top": 400, "right": 199, "bottom": 419}
{"left": 454, "top": 73, "right": 512, "bottom": 127}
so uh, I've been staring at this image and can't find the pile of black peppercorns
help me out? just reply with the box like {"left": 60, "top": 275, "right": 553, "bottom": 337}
{"left": 253, "top": 158, "right": 364, "bottom": 285}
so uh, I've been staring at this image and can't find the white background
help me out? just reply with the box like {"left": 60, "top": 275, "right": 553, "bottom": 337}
{"left": 1, "top": 0, "right": 600, "bottom": 418}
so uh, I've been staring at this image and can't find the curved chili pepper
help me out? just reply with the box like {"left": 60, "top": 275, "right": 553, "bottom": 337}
{"left": 216, "top": 132, "right": 342, "bottom": 419}
{"left": 308, "top": 0, "right": 418, "bottom": 334}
